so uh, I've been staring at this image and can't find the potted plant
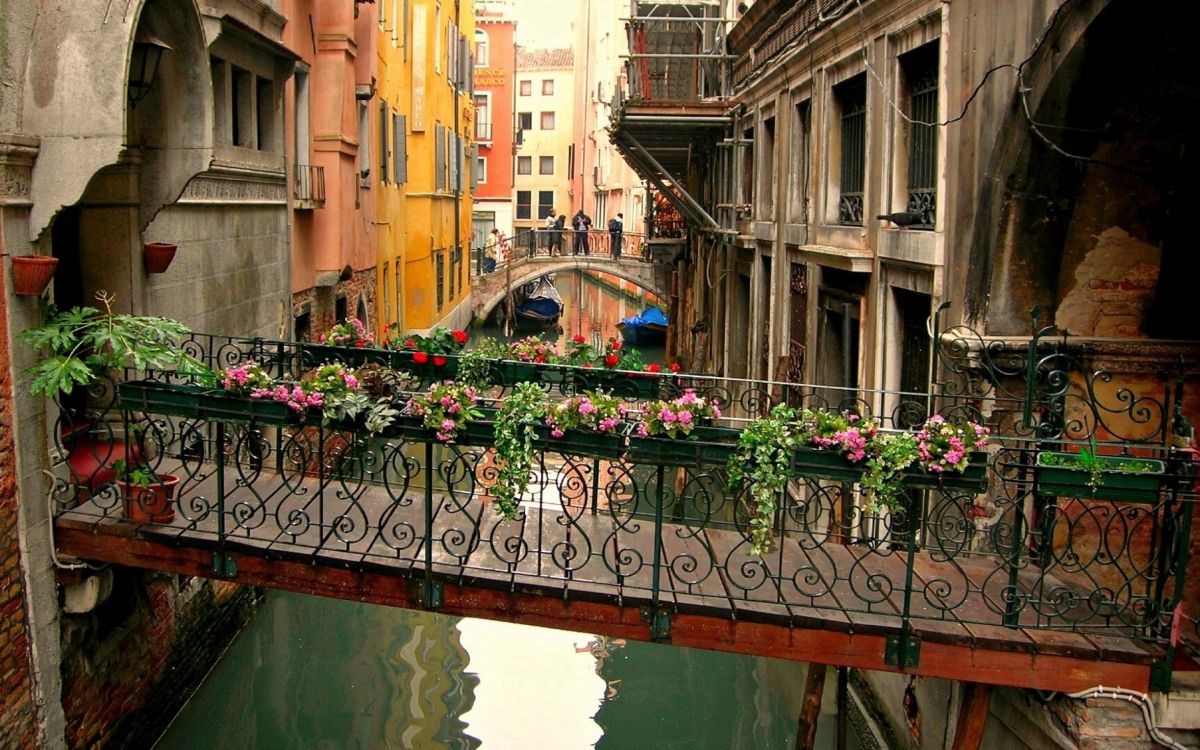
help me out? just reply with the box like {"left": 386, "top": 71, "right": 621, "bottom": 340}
{"left": 303, "top": 318, "right": 388, "bottom": 369}
{"left": 491, "top": 382, "right": 550, "bottom": 519}
{"left": 9, "top": 255, "right": 59, "bottom": 297}
{"left": 1036, "top": 447, "right": 1164, "bottom": 503}
{"left": 406, "top": 381, "right": 484, "bottom": 444}
{"left": 142, "top": 242, "right": 178, "bottom": 274}
{"left": 19, "top": 291, "right": 210, "bottom": 400}
{"left": 627, "top": 389, "right": 733, "bottom": 465}
{"left": 790, "top": 408, "right": 879, "bottom": 482}
{"left": 112, "top": 457, "right": 179, "bottom": 523}
{"left": 728, "top": 404, "right": 799, "bottom": 555}
{"left": 541, "top": 390, "right": 629, "bottom": 458}
{"left": 390, "top": 328, "right": 468, "bottom": 377}
{"left": 905, "top": 415, "right": 990, "bottom": 491}
{"left": 457, "top": 337, "right": 508, "bottom": 388}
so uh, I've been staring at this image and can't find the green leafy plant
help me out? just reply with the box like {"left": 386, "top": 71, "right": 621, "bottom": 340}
{"left": 860, "top": 432, "right": 920, "bottom": 512}
{"left": 111, "top": 458, "right": 160, "bottom": 489}
{"left": 491, "top": 382, "right": 550, "bottom": 519}
{"left": 18, "top": 291, "right": 211, "bottom": 398}
{"left": 457, "top": 338, "right": 509, "bottom": 388}
{"left": 635, "top": 389, "right": 722, "bottom": 439}
{"left": 728, "top": 404, "right": 798, "bottom": 555}
{"left": 1039, "top": 448, "right": 1159, "bottom": 492}
{"left": 406, "top": 381, "right": 483, "bottom": 443}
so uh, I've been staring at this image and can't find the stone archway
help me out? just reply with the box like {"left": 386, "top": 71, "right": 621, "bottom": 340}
{"left": 962, "top": 0, "right": 1198, "bottom": 340}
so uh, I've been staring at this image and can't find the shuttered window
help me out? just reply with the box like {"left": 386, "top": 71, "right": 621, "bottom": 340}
{"left": 435, "top": 124, "right": 446, "bottom": 191}
{"left": 393, "top": 113, "right": 408, "bottom": 184}
{"left": 836, "top": 75, "right": 866, "bottom": 225}
{"left": 448, "top": 130, "right": 459, "bottom": 193}
{"left": 379, "top": 101, "right": 390, "bottom": 184}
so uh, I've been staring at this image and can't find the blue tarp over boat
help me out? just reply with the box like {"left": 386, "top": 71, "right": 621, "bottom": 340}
{"left": 617, "top": 306, "right": 669, "bottom": 345}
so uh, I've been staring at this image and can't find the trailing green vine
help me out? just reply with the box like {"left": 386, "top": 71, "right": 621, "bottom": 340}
{"left": 491, "top": 382, "right": 550, "bottom": 519}
{"left": 728, "top": 404, "right": 798, "bottom": 555}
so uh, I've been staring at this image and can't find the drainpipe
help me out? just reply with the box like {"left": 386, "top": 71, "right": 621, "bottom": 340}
{"left": 1064, "top": 686, "right": 1186, "bottom": 750}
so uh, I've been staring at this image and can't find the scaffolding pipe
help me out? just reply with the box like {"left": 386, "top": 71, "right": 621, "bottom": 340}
{"left": 620, "top": 136, "right": 721, "bottom": 230}
{"left": 620, "top": 16, "right": 735, "bottom": 22}
{"left": 622, "top": 53, "right": 738, "bottom": 59}
{"left": 622, "top": 116, "right": 733, "bottom": 124}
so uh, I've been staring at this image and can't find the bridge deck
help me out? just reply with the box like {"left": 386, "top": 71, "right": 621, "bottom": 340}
{"left": 54, "top": 462, "right": 1159, "bottom": 693}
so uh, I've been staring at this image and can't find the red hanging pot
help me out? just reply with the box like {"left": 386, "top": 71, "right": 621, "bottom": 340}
{"left": 9, "top": 255, "right": 58, "bottom": 296}
{"left": 143, "top": 242, "right": 177, "bottom": 274}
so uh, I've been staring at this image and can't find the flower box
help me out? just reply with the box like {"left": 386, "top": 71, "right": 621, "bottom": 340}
{"left": 904, "top": 452, "right": 989, "bottom": 492}
{"left": 535, "top": 425, "right": 627, "bottom": 459}
{"left": 496, "top": 360, "right": 543, "bottom": 386}
{"left": 625, "top": 425, "right": 740, "bottom": 467}
{"left": 300, "top": 342, "right": 395, "bottom": 369}
{"left": 569, "top": 370, "right": 661, "bottom": 400}
{"left": 1035, "top": 451, "right": 1166, "bottom": 503}
{"left": 791, "top": 446, "right": 868, "bottom": 483}
{"left": 117, "top": 380, "right": 295, "bottom": 425}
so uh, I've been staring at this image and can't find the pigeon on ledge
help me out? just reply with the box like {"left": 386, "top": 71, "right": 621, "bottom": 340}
{"left": 876, "top": 211, "right": 925, "bottom": 227}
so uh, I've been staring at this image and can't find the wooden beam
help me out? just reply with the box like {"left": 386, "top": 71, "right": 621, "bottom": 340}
{"left": 795, "top": 663, "right": 828, "bottom": 750}
{"left": 53, "top": 523, "right": 1154, "bottom": 694}
{"left": 950, "top": 683, "right": 992, "bottom": 750}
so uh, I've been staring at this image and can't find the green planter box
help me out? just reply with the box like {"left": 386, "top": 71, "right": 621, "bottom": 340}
{"left": 299, "top": 342, "right": 396, "bottom": 369}
{"left": 496, "top": 360, "right": 543, "bottom": 386}
{"left": 569, "top": 370, "right": 662, "bottom": 400}
{"left": 903, "top": 452, "right": 989, "bottom": 492}
{"left": 1035, "top": 451, "right": 1166, "bottom": 503}
{"left": 118, "top": 380, "right": 295, "bottom": 425}
{"left": 625, "top": 425, "right": 740, "bottom": 467}
{"left": 792, "top": 446, "right": 867, "bottom": 483}
{"left": 535, "top": 425, "right": 627, "bottom": 459}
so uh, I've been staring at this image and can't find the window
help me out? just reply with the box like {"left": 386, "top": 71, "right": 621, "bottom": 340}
{"left": 835, "top": 74, "right": 867, "bottom": 225}
{"left": 517, "top": 156, "right": 532, "bottom": 175}
{"left": 538, "top": 190, "right": 554, "bottom": 219}
{"left": 901, "top": 42, "right": 939, "bottom": 229}
{"left": 379, "top": 101, "right": 390, "bottom": 183}
{"left": 542, "top": 79, "right": 554, "bottom": 95}
{"left": 789, "top": 99, "right": 811, "bottom": 223}
{"left": 211, "top": 58, "right": 228, "bottom": 144}
{"left": 436, "top": 252, "right": 445, "bottom": 309}
{"left": 568, "top": 144, "right": 575, "bottom": 179}
{"left": 256, "top": 78, "right": 277, "bottom": 152}
{"left": 539, "top": 156, "right": 554, "bottom": 175}
{"left": 519, "top": 80, "right": 532, "bottom": 96}
{"left": 540, "top": 111, "right": 555, "bottom": 130}
{"left": 358, "top": 101, "right": 370, "bottom": 183}
{"left": 475, "top": 29, "right": 489, "bottom": 66}
{"left": 383, "top": 262, "right": 391, "bottom": 323}
{"left": 434, "top": 4, "right": 442, "bottom": 75}
{"left": 517, "top": 112, "right": 533, "bottom": 131}
{"left": 474, "top": 93, "right": 491, "bottom": 141}
{"left": 293, "top": 68, "right": 310, "bottom": 165}
{"left": 475, "top": 156, "right": 487, "bottom": 184}
{"left": 757, "top": 115, "right": 776, "bottom": 219}
{"left": 393, "top": 112, "right": 408, "bottom": 183}
{"left": 516, "top": 190, "right": 532, "bottom": 220}
{"left": 231, "top": 65, "right": 252, "bottom": 147}
{"left": 435, "top": 123, "right": 446, "bottom": 190}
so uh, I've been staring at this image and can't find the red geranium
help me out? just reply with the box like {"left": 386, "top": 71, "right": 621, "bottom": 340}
{"left": 573, "top": 334, "right": 586, "bottom": 344}
{"left": 646, "top": 363, "right": 662, "bottom": 373}
{"left": 354, "top": 340, "right": 366, "bottom": 348}
{"left": 404, "top": 338, "right": 417, "bottom": 349}
{"left": 611, "top": 339, "right": 621, "bottom": 351}
{"left": 452, "top": 330, "right": 469, "bottom": 346}
{"left": 604, "top": 354, "right": 619, "bottom": 368}
{"left": 413, "top": 351, "right": 430, "bottom": 365}
{"left": 669, "top": 361, "right": 681, "bottom": 373}
{"left": 433, "top": 355, "right": 448, "bottom": 367}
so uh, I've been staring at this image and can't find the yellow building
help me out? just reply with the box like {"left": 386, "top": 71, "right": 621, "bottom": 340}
{"left": 376, "top": 0, "right": 476, "bottom": 337}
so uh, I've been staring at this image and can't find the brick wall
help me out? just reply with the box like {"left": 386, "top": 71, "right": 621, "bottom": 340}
{"left": 0, "top": 261, "right": 40, "bottom": 748}
{"left": 59, "top": 575, "right": 258, "bottom": 748}
{"left": 293, "top": 268, "right": 379, "bottom": 342}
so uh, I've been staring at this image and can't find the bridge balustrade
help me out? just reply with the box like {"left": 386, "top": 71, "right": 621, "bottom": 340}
{"left": 48, "top": 313, "right": 1199, "bottom": 688}
{"left": 474, "top": 229, "right": 655, "bottom": 277}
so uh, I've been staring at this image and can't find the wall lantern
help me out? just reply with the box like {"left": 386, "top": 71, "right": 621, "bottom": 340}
{"left": 128, "top": 33, "right": 172, "bottom": 105}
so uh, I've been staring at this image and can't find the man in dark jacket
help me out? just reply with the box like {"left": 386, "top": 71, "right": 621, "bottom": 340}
{"left": 571, "top": 209, "right": 591, "bottom": 255}
{"left": 608, "top": 213, "right": 624, "bottom": 259}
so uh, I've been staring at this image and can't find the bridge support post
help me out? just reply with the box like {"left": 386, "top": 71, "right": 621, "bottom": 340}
{"left": 212, "top": 422, "right": 236, "bottom": 578}
{"left": 422, "top": 441, "right": 440, "bottom": 609}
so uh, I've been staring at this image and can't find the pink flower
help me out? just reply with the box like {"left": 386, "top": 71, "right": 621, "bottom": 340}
{"left": 551, "top": 429, "right": 564, "bottom": 438}
{"left": 678, "top": 411, "right": 693, "bottom": 425}
{"left": 441, "top": 419, "right": 456, "bottom": 432}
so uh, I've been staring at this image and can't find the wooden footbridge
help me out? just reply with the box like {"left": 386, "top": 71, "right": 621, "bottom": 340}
{"left": 50, "top": 328, "right": 1197, "bottom": 700}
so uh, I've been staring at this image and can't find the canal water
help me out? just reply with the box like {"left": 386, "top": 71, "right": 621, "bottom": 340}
{"left": 156, "top": 272, "right": 852, "bottom": 749}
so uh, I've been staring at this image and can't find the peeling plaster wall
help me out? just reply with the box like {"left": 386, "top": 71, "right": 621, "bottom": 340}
{"left": 1056, "top": 227, "right": 1160, "bottom": 337}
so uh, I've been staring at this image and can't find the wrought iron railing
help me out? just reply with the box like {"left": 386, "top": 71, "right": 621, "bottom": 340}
{"left": 49, "top": 309, "right": 1198, "bottom": 683}
{"left": 473, "top": 229, "right": 652, "bottom": 277}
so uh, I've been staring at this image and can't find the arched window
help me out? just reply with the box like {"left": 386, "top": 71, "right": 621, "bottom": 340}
{"left": 475, "top": 29, "right": 489, "bottom": 67}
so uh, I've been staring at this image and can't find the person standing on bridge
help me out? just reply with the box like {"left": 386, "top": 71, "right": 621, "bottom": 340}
{"left": 608, "top": 213, "right": 624, "bottom": 260}
{"left": 571, "top": 209, "right": 592, "bottom": 256}
{"left": 549, "top": 214, "right": 566, "bottom": 256}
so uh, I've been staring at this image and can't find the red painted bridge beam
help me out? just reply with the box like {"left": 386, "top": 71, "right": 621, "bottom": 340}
{"left": 53, "top": 521, "right": 1152, "bottom": 694}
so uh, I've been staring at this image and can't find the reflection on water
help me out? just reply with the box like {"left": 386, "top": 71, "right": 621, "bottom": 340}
{"left": 156, "top": 592, "right": 810, "bottom": 749}
{"left": 480, "top": 271, "right": 665, "bottom": 365}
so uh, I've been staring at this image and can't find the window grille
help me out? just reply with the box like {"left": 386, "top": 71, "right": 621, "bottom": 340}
{"left": 837, "top": 77, "right": 866, "bottom": 225}
{"left": 904, "top": 44, "right": 939, "bottom": 229}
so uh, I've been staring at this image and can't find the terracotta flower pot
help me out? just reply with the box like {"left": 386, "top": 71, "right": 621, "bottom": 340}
{"left": 9, "top": 255, "right": 58, "bottom": 296}
{"left": 118, "top": 473, "right": 179, "bottom": 523}
{"left": 143, "top": 242, "right": 177, "bottom": 274}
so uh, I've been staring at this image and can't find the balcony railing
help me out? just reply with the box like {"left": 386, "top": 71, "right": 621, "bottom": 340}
{"left": 293, "top": 164, "right": 326, "bottom": 209}
{"left": 475, "top": 122, "right": 493, "bottom": 142}
{"left": 49, "top": 314, "right": 1199, "bottom": 683}
{"left": 472, "top": 228, "right": 652, "bottom": 276}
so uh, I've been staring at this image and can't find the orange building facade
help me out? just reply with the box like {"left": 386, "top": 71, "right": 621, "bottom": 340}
{"left": 472, "top": 12, "right": 517, "bottom": 240}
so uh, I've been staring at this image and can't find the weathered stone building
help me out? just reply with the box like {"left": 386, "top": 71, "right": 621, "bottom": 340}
{"left": 1, "top": 0, "right": 295, "bottom": 745}
{"left": 610, "top": 0, "right": 1200, "bottom": 746}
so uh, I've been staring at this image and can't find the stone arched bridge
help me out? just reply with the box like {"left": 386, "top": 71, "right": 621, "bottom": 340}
{"left": 471, "top": 254, "right": 672, "bottom": 322}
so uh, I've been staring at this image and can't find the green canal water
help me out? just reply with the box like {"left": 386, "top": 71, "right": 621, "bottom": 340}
{"left": 156, "top": 273, "right": 853, "bottom": 749}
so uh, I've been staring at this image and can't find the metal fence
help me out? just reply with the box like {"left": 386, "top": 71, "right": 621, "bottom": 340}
{"left": 473, "top": 229, "right": 652, "bottom": 277}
